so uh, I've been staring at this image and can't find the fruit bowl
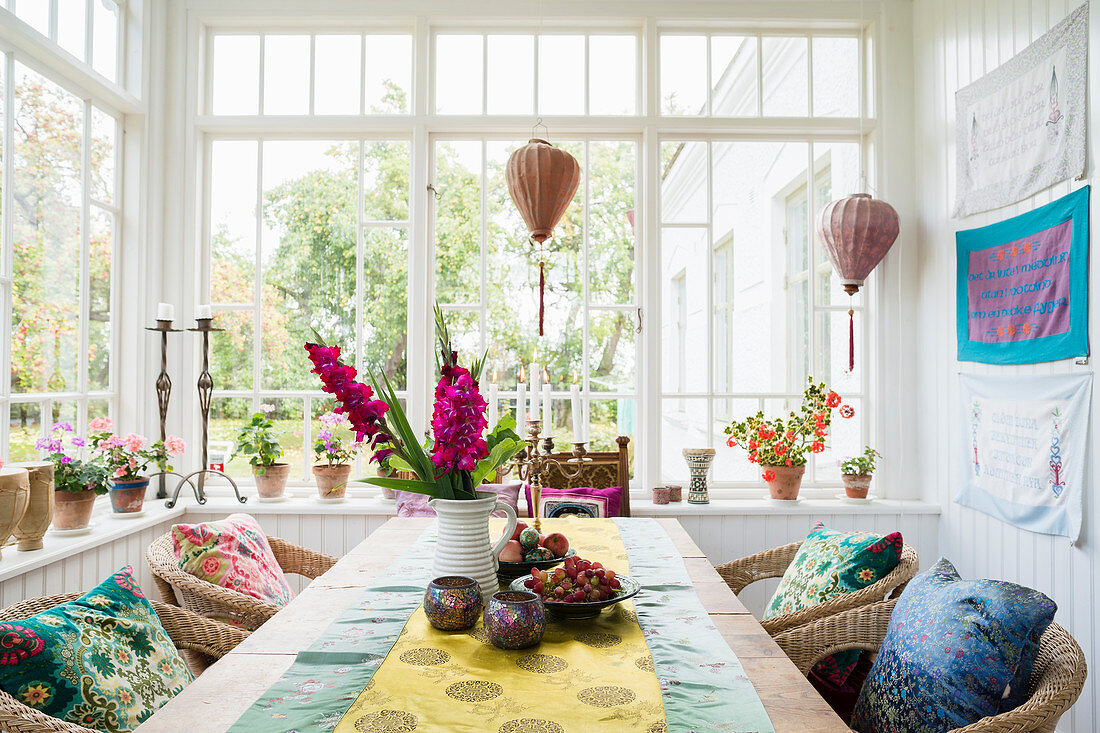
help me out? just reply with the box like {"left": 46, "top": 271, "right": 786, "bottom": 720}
{"left": 496, "top": 549, "right": 575, "bottom": 585}
{"left": 509, "top": 574, "right": 641, "bottom": 620}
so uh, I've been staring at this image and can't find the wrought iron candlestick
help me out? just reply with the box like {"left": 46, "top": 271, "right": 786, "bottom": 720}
{"left": 166, "top": 318, "right": 247, "bottom": 508}
{"left": 145, "top": 319, "right": 181, "bottom": 499}
{"left": 504, "top": 419, "right": 589, "bottom": 532}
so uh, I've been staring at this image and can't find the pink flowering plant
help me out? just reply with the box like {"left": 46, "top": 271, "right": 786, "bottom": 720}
{"left": 37, "top": 421, "right": 109, "bottom": 495}
{"left": 313, "top": 412, "right": 363, "bottom": 466}
{"left": 89, "top": 419, "right": 187, "bottom": 483}
{"left": 305, "top": 305, "right": 522, "bottom": 500}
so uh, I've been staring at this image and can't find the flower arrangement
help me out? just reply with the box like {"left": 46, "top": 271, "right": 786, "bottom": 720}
{"left": 840, "top": 446, "right": 880, "bottom": 476}
{"left": 313, "top": 412, "right": 362, "bottom": 467}
{"left": 88, "top": 419, "right": 186, "bottom": 483}
{"left": 231, "top": 413, "right": 284, "bottom": 468}
{"left": 37, "top": 422, "right": 109, "bottom": 495}
{"left": 305, "top": 305, "right": 522, "bottom": 500}
{"left": 724, "top": 377, "right": 854, "bottom": 480}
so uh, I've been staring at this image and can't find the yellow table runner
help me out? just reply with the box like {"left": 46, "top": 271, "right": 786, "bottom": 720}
{"left": 335, "top": 519, "right": 666, "bottom": 733}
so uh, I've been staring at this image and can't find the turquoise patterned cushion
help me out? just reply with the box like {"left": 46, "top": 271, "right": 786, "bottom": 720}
{"left": 0, "top": 565, "right": 193, "bottom": 732}
{"left": 764, "top": 522, "right": 903, "bottom": 685}
{"left": 850, "top": 558, "right": 1056, "bottom": 733}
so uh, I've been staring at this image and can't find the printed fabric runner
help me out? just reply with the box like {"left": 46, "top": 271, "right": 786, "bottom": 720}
{"left": 230, "top": 518, "right": 774, "bottom": 733}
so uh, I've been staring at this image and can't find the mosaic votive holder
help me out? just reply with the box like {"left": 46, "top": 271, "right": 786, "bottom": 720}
{"left": 652, "top": 487, "right": 671, "bottom": 505}
{"left": 424, "top": 576, "right": 483, "bottom": 631}
{"left": 667, "top": 484, "right": 682, "bottom": 502}
{"left": 484, "top": 590, "right": 545, "bottom": 650}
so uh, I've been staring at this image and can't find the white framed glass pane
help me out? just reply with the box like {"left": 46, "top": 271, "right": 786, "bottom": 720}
{"left": 588, "top": 141, "right": 635, "bottom": 305}
{"left": 711, "top": 36, "right": 758, "bottom": 116}
{"left": 812, "top": 141, "right": 862, "bottom": 307}
{"left": 589, "top": 35, "right": 636, "bottom": 115}
{"left": 88, "top": 206, "right": 113, "bottom": 390}
{"left": 435, "top": 35, "right": 483, "bottom": 114}
{"left": 364, "top": 34, "right": 411, "bottom": 114}
{"left": 812, "top": 37, "right": 859, "bottom": 117}
{"left": 816, "top": 309, "right": 861, "bottom": 395}
{"left": 90, "top": 106, "right": 116, "bottom": 204}
{"left": 91, "top": 0, "right": 118, "bottom": 81}
{"left": 210, "top": 140, "right": 258, "bottom": 304}
{"left": 58, "top": 0, "right": 87, "bottom": 60}
{"left": 589, "top": 398, "right": 634, "bottom": 477}
{"left": 762, "top": 37, "right": 808, "bottom": 116}
{"left": 712, "top": 398, "right": 765, "bottom": 482}
{"left": 660, "top": 141, "right": 706, "bottom": 223}
{"left": 813, "top": 396, "right": 862, "bottom": 482}
{"left": 211, "top": 35, "right": 260, "bottom": 115}
{"left": 9, "top": 403, "right": 42, "bottom": 462}
{"left": 660, "top": 35, "right": 706, "bottom": 116}
{"left": 434, "top": 140, "right": 481, "bottom": 304}
{"left": 660, "top": 398, "right": 706, "bottom": 481}
{"left": 267, "top": 397, "right": 305, "bottom": 479}
{"left": 538, "top": 35, "right": 584, "bottom": 115}
{"left": 210, "top": 397, "right": 256, "bottom": 480}
{"left": 15, "top": 0, "right": 50, "bottom": 37}
{"left": 660, "top": 228, "right": 708, "bottom": 394}
{"left": 210, "top": 309, "right": 254, "bottom": 390}
{"left": 314, "top": 35, "right": 361, "bottom": 115}
{"left": 440, "top": 309, "right": 481, "bottom": 362}
{"left": 487, "top": 35, "right": 534, "bottom": 115}
{"left": 362, "top": 140, "right": 409, "bottom": 221}
{"left": 263, "top": 35, "right": 310, "bottom": 115}
{"left": 363, "top": 228, "right": 409, "bottom": 389}
{"left": 588, "top": 311, "right": 635, "bottom": 393}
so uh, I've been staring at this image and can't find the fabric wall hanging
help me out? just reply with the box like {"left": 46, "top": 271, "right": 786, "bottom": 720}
{"left": 954, "top": 2, "right": 1087, "bottom": 217}
{"left": 956, "top": 186, "right": 1088, "bottom": 364}
{"left": 956, "top": 372, "right": 1091, "bottom": 542}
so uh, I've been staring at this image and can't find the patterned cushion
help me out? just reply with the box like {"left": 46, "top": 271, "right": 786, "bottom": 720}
{"left": 764, "top": 522, "right": 903, "bottom": 686}
{"left": 0, "top": 565, "right": 193, "bottom": 731}
{"left": 172, "top": 513, "right": 293, "bottom": 608}
{"left": 395, "top": 484, "right": 521, "bottom": 518}
{"left": 851, "top": 558, "right": 1056, "bottom": 733}
{"left": 523, "top": 485, "right": 623, "bottom": 518}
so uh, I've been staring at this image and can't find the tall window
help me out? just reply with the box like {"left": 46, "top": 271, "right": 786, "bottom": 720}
{"left": 5, "top": 0, "right": 125, "bottom": 84}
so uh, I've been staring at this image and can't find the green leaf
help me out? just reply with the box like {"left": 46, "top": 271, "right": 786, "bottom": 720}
{"left": 471, "top": 437, "right": 521, "bottom": 486}
{"left": 363, "top": 476, "right": 438, "bottom": 496}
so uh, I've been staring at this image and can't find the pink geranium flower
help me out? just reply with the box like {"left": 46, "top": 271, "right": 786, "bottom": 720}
{"left": 89, "top": 417, "right": 113, "bottom": 433}
{"left": 165, "top": 435, "right": 186, "bottom": 456}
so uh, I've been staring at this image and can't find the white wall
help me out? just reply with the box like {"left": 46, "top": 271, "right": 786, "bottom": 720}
{"left": 912, "top": 1, "right": 1095, "bottom": 731}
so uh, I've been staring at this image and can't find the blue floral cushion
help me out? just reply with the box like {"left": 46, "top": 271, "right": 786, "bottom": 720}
{"left": 0, "top": 565, "right": 193, "bottom": 732}
{"left": 850, "top": 558, "right": 1056, "bottom": 733}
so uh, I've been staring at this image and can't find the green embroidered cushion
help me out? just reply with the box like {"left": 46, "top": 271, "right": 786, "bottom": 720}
{"left": 764, "top": 522, "right": 903, "bottom": 685}
{"left": 0, "top": 565, "right": 193, "bottom": 732}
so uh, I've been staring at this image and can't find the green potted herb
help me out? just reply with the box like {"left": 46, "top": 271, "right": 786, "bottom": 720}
{"left": 231, "top": 412, "right": 288, "bottom": 499}
{"left": 840, "top": 446, "right": 880, "bottom": 499}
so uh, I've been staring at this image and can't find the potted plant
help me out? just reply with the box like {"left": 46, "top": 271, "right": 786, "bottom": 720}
{"left": 90, "top": 421, "right": 186, "bottom": 514}
{"left": 840, "top": 446, "right": 880, "bottom": 499}
{"left": 40, "top": 421, "right": 109, "bottom": 531}
{"left": 725, "top": 378, "right": 855, "bottom": 501}
{"left": 312, "top": 412, "right": 360, "bottom": 501}
{"left": 231, "top": 412, "right": 288, "bottom": 499}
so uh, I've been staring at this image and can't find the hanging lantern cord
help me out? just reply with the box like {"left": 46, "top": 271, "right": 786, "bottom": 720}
{"left": 848, "top": 305, "right": 855, "bottom": 373}
{"left": 539, "top": 259, "right": 546, "bottom": 336}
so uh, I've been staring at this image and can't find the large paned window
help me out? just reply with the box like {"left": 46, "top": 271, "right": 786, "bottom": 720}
{"left": 5, "top": 0, "right": 125, "bottom": 83}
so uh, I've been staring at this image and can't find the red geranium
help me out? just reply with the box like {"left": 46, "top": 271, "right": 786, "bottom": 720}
{"left": 762, "top": 469, "right": 776, "bottom": 482}
{"left": 826, "top": 391, "right": 841, "bottom": 407}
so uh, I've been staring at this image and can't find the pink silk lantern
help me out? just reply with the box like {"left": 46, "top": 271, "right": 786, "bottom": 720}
{"left": 817, "top": 193, "right": 900, "bottom": 371}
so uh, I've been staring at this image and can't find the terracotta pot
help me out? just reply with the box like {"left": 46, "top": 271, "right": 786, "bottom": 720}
{"left": 313, "top": 464, "right": 352, "bottom": 499}
{"left": 254, "top": 463, "right": 290, "bottom": 498}
{"left": 12, "top": 461, "right": 54, "bottom": 550}
{"left": 109, "top": 478, "right": 149, "bottom": 513}
{"left": 842, "top": 473, "right": 873, "bottom": 499}
{"left": 53, "top": 488, "right": 98, "bottom": 530}
{"left": 0, "top": 467, "right": 30, "bottom": 560}
{"left": 764, "top": 464, "right": 805, "bottom": 501}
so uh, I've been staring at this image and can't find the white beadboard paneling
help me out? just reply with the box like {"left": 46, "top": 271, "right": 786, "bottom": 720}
{"left": 913, "top": 0, "right": 1094, "bottom": 729}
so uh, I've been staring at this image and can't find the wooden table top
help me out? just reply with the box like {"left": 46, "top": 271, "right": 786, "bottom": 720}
{"left": 138, "top": 518, "right": 847, "bottom": 732}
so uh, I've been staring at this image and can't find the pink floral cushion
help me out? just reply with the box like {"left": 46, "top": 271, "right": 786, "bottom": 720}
{"left": 171, "top": 513, "right": 294, "bottom": 608}
{"left": 395, "top": 483, "right": 521, "bottom": 518}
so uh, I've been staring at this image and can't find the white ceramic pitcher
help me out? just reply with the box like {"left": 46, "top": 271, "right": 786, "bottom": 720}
{"left": 429, "top": 490, "right": 517, "bottom": 600}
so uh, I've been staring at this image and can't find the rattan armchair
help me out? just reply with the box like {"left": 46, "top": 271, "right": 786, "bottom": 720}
{"left": 774, "top": 597, "right": 1087, "bottom": 732}
{"left": 146, "top": 531, "right": 337, "bottom": 629}
{"left": 714, "top": 539, "right": 919, "bottom": 634}
{"left": 0, "top": 593, "right": 248, "bottom": 733}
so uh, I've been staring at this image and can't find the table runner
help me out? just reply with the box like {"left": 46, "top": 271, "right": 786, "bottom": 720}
{"left": 229, "top": 519, "right": 774, "bottom": 733}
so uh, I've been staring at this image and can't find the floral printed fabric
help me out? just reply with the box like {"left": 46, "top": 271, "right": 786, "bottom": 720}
{"left": 0, "top": 565, "right": 193, "bottom": 732}
{"left": 850, "top": 558, "right": 1056, "bottom": 733}
{"left": 764, "top": 521, "right": 902, "bottom": 685}
{"left": 172, "top": 513, "right": 294, "bottom": 608}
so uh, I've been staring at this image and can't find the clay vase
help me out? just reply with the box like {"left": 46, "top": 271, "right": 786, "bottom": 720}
{"left": 764, "top": 465, "right": 806, "bottom": 500}
{"left": 313, "top": 464, "right": 351, "bottom": 500}
{"left": 254, "top": 463, "right": 290, "bottom": 498}
{"left": 11, "top": 461, "right": 54, "bottom": 550}
{"left": 683, "top": 448, "right": 716, "bottom": 504}
{"left": 0, "top": 467, "right": 30, "bottom": 560}
{"left": 53, "top": 488, "right": 98, "bottom": 530}
{"left": 842, "top": 474, "right": 873, "bottom": 499}
{"left": 428, "top": 491, "right": 518, "bottom": 602}
{"left": 109, "top": 478, "right": 148, "bottom": 513}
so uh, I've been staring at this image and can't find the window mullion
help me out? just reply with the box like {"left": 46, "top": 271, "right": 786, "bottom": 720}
{"left": 581, "top": 140, "right": 590, "bottom": 437}
{"left": 252, "top": 140, "right": 263, "bottom": 411}
{"left": 78, "top": 100, "right": 91, "bottom": 403}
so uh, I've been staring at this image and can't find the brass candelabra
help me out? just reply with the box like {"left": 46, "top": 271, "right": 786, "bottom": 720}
{"left": 504, "top": 419, "right": 590, "bottom": 531}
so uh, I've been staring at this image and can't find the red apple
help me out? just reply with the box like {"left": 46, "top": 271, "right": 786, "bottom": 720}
{"left": 543, "top": 532, "right": 570, "bottom": 558}
{"left": 499, "top": 540, "right": 524, "bottom": 562}
{"left": 537, "top": 533, "right": 549, "bottom": 547}
{"left": 509, "top": 521, "right": 529, "bottom": 542}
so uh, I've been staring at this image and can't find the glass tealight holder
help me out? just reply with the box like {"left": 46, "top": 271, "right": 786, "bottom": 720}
{"left": 484, "top": 590, "right": 545, "bottom": 650}
{"left": 424, "top": 576, "right": 483, "bottom": 631}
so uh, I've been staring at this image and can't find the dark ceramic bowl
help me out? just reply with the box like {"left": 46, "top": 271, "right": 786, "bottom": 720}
{"left": 496, "top": 548, "right": 576, "bottom": 585}
{"left": 509, "top": 575, "right": 641, "bottom": 620}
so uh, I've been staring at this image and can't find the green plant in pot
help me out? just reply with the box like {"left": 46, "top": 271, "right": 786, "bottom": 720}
{"left": 90, "top": 421, "right": 186, "bottom": 515}
{"left": 312, "top": 411, "right": 361, "bottom": 501}
{"left": 40, "top": 420, "right": 109, "bottom": 531}
{"left": 232, "top": 412, "right": 288, "bottom": 499}
{"left": 840, "top": 446, "right": 880, "bottom": 499}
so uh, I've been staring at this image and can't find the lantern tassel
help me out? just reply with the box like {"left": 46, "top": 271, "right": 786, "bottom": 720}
{"left": 848, "top": 307, "right": 855, "bottom": 373}
{"left": 538, "top": 260, "right": 546, "bottom": 336}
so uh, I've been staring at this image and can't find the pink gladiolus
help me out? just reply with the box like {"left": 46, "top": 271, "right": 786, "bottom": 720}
{"left": 430, "top": 365, "right": 489, "bottom": 472}
{"left": 123, "top": 433, "right": 147, "bottom": 452}
{"left": 305, "top": 344, "right": 391, "bottom": 447}
{"left": 165, "top": 435, "right": 186, "bottom": 456}
{"left": 89, "top": 417, "right": 113, "bottom": 432}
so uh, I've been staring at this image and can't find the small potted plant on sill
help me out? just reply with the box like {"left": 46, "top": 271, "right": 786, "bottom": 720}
{"left": 90, "top": 421, "right": 186, "bottom": 515}
{"left": 40, "top": 420, "right": 109, "bottom": 531}
{"left": 312, "top": 412, "right": 361, "bottom": 501}
{"left": 724, "top": 377, "right": 855, "bottom": 501}
{"left": 840, "top": 446, "right": 880, "bottom": 499}
{"left": 231, "top": 412, "right": 288, "bottom": 499}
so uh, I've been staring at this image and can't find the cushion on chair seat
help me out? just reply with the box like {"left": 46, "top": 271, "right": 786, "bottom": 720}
{"left": 850, "top": 557, "right": 1057, "bottom": 733}
{"left": 764, "top": 521, "right": 903, "bottom": 686}
{"left": 523, "top": 485, "right": 623, "bottom": 518}
{"left": 0, "top": 565, "right": 193, "bottom": 732}
{"left": 172, "top": 513, "right": 294, "bottom": 608}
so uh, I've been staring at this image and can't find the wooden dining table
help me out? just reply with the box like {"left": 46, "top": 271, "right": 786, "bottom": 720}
{"left": 137, "top": 517, "right": 848, "bottom": 732}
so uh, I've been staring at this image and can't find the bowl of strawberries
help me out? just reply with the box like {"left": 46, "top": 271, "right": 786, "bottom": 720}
{"left": 509, "top": 553, "right": 641, "bottom": 620}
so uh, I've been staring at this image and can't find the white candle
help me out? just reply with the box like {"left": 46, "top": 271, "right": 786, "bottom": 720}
{"left": 542, "top": 369, "right": 552, "bottom": 437}
{"left": 156, "top": 302, "right": 174, "bottom": 321}
{"left": 516, "top": 367, "right": 527, "bottom": 427}
{"left": 570, "top": 372, "right": 583, "bottom": 443}
{"left": 487, "top": 372, "right": 498, "bottom": 429}
{"left": 195, "top": 304, "right": 213, "bottom": 320}
{"left": 528, "top": 362, "right": 539, "bottom": 425}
